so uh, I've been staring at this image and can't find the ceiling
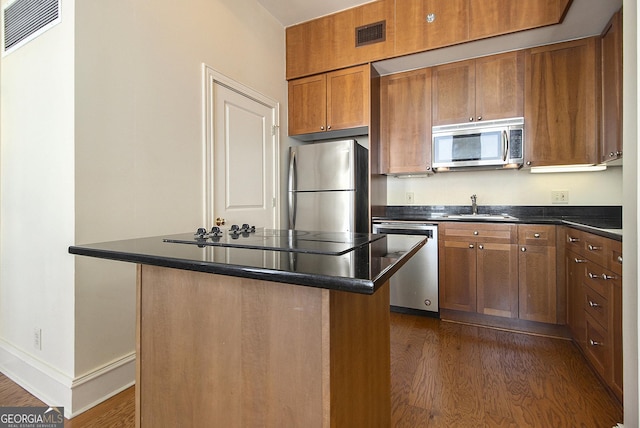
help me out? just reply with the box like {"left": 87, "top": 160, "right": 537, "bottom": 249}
{"left": 257, "top": 0, "right": 623, "bottom": 75}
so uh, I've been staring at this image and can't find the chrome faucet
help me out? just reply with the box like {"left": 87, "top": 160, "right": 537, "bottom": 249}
{"left": 470, "top": 194, "right": 478, "bottom": 215}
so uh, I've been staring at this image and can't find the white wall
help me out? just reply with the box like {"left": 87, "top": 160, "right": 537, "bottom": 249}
{"left": 1, "top": 0, "right": 289, "bottom": 417}
{"left": 622, "top": 0, "right": 638, "bottom": 424}
{"left": 0, "top": 0, "right": 76, "bottom": 389}
{"left": 386, "top": 166, "right": 623, "bottom": 206}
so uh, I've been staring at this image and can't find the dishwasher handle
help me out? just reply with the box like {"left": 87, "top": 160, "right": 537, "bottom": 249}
{"left": 373, "top": 225, "right": 436, "bottom": 237}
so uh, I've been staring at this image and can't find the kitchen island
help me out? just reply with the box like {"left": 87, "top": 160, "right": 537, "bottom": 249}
{"left": 69, "top": 229, "right": 425, "bottom": 427}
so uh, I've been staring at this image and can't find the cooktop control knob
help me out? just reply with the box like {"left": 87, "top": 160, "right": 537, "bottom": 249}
{"left": 194, "top": 227, "right": 208, "bottom": 238}
{"left": 209, "top": 226, "right": 222, "bottom": 237}
{"left": 240, "top": 224, "right": 256, "bottom": 233}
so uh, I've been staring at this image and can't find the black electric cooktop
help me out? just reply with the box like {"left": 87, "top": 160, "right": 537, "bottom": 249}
{"left": 163, "top": 227, "right": 384, "bottom": 256}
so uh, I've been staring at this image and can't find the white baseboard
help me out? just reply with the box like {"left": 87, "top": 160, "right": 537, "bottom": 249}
{"left": 0, "top": 339, "right": 135, "bottom": 419}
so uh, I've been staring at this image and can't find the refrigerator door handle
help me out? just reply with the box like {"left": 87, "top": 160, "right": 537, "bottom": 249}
{"left": 288, "top": 150, "right": 297, "bottom": 229}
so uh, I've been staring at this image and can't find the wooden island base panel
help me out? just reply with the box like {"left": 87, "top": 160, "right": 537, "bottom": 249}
{"left": 136, "top": 265, "right": 391, "bottom": 428}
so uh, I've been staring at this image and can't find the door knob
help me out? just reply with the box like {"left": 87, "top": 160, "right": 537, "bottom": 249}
{"left": 215, "top": 217, "right": 226, "bottom": 226}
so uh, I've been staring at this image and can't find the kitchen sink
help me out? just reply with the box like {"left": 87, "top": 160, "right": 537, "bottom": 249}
{"left": 440, "top": 213, "right": 519, "bottom": 221}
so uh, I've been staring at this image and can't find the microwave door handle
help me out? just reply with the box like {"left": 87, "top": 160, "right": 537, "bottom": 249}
{"left": 502, "top": 130, "right": 508, "bottom": 161}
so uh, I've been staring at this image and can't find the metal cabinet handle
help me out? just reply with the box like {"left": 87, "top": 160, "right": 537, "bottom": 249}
{"left": 473, "top": 231, "right": 479, "bottom": 236}
{"left": 478, "top": 244, "right": 484, "bottom": 250}
{"left": 574, "top": 258, "right": 587, "bottom": 264}
{"left": 617, "top": 255, "right": 623, "bottom": 264}
{"left": 469, "top": 244, "right": 475, "bottom": 249}
{"left": 602, "top": 274, "right": 615, "bottom": 280}
{"left": 327, "top": 125, "right": 331, "bottom": 130}
{"left": 477, "top": 116, "right": 483, "bottom": 121}
{"left": 588, "top": 244, "right": 602, "bottom": 251}
{"left": 588, "top": 272, "right": 599, "bottom": 279}
{"left": 588, "top": 300, "right": 600, "bottom": 308}
{"left": 521, "top": 247, "right": 526, "bottom": 252}
{"left": 320, "top": 126, "right": 325, "bottom": 131}
{"left": 589, "top": 339, "right": 602, "bottom": 347}
{"left": 568, "top": 236, "right": 579, "bottom": 243}
{"left": 469, "top": 117, "right": 474, "bottom": 122}
{"left": 534, "top": 233, "right": 541, "bottom": 238}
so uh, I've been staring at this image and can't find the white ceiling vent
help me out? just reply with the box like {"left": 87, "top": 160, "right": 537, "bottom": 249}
{"left": 3, "top": 0, "right": 60, "bottom": 55}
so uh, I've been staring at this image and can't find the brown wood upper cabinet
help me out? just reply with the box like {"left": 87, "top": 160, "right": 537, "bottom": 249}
{"left": 288, "top": 65, "right": 370, "bottom": 138}
{"left": 601, "top": 8, "right": 623, "bottom": 163}
{"left": 395, "top": 0, "right": 571, "bottom": 57}
{"left": 287, "top": 0, "right": 571, "bottom": 80}
{"left": 379, "top": 68, "right": 432, "bottom": 174}
{"left": 524, "top": 37, "right": 600, "bottom": 167}
{"left": 395, "top": 0, "right": 469, "bottom": 56}
{"left": 286, "top": 0, "right": 394, "bottom": 80}
{"left": 432, "top": 51, "right": 524, "bottom": 126}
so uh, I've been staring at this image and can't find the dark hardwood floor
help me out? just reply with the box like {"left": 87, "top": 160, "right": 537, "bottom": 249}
{"left": 0, "top": 312, "right": 623, "bottom": 427}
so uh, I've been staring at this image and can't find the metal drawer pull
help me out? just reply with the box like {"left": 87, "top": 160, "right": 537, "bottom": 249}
{"left": 574, "top": 258, "right": 587, "bottom": 264}
{"left": 521, "top": 247, "right": 526, "bottom": 252}
{"left": 469, "top": 244, "right": 475, "bottom": 249}
{"left": 588, "top": 300, "right": 600, "bottom": 308}
{"left": 588, "top": 272, "right": 599, "bottom": 279}
{"left": 588, "top": 244, "right": 602, "bottom": 251}
{"left": 602, "top": 274, "right": 616, "bottom": 280}
{"left": 478, "top": 245, "right": 484, "bottom": 250}
{"left": 589, "top": 339, "right": 602, "bottom": 347}
{"left": 534, "top": 233, "right": 541, "bottom": 238}
{"left": 568, "top": 236, "right": 579, "bottom": 243}
{"left": 617, "top": 255, "right": 623, "bottom": 264}
{"left": 473, "top": 231, "right": 479, "bottom": 236}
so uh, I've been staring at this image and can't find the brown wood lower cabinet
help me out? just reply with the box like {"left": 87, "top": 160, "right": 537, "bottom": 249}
{"left": 439, "top": 223, "right": 518, "bottom": 318}
{"left": 518, "top": 225, "right": 557, "bottom": 323}
{"left": 136, "top": 264, "right": 391, "bottom": 427}
{"left": 563, "top": 227, "right": 623, "bottom": 403}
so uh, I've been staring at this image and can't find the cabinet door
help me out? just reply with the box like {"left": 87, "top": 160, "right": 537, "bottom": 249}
{"left": 432, "top": 59, "right": 475, "bottom": 125}
{"left": 518, "top": 244, "right": 557, "bottom": 323}
{"left": 469, "top": 0, "right": 572, "bottom": 40}
{"left": 475, "top": 51, "right": 524, "bottom": 121}
{"left": 379, "top": 68, "right": 432, "bottom": 174}
{"left": 525, "top": 38, "right": 599, "bottom": 167}
{"left": 439, "top": 240, "right": 476, "bottom": 312}
{"left": 601, "top": 9, "right": 623, "bottom": 163}
{"left": 566, "top": 250, "right": 587, "bottom": 348}
{"left": 476, "top": 242, "right": 518, "bottom": 318}
{"left": 286, "top": 17, "right": 333, "bottom": 80}
{"left": 288, "top": 74, "right": 327, "bottom": 135}
{"left": 326, "top": 65, "right": 370, "bottom": 132}
{"left": 611, "top": 277, "right": 623, "bottom": 401}
{"left": 395, "top": 0, "right": 469, "bottom": 56}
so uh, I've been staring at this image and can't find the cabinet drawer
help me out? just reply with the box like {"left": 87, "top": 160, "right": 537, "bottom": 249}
{"left": 608, "top": 239, "right": 622, "bottom": 276}
{"left": 518, "top": 225, "right": 556, "bottom": 246}
{"left": 585, "top": 313, "right": 609, "bottom": 378}
{"left": 441, "top": 223, "right": 516, "bottom": 243}
{"left": 582, "top": 233, "right": 609, "bottom": 267}
{"left": 583, "top": 261, "right": 619, "bottom": 299}
{"left": 584, "top": 285, "right": 609, "bottom": 330}
{"left": 565, "top": 228, "right": 585, "bottom": 254}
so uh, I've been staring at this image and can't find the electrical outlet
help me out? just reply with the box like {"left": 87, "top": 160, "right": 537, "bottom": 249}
{"left": 33, "top": 328, "right": 42, "bottom": 350}
{"left": 551, "top": 190, "right": 569, "bottom": 204}
{"left": 406, "top": 192, "right": 415, "bottom": 204}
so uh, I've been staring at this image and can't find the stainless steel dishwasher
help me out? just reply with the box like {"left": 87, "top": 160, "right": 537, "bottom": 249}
{"left": 372, "top": 221, "right": 438, "bottom": 315}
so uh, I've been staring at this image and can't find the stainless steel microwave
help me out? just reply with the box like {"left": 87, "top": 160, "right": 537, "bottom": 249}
{"left": 432, "top": 117, "right": 524, "bottom": 171}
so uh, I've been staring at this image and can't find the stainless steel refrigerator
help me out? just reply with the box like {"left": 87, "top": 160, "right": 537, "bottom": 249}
{"left": 288, "top": 140, "right": 368, "bottom": 233}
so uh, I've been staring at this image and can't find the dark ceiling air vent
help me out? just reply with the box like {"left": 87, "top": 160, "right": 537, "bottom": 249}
{"left": 355, "top": 20, "right": 386, "bottom": 48}
{"left": 3, "top": 0, "right": 60, "bottom": 54}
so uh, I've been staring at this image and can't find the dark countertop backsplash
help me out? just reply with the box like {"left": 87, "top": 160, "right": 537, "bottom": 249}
{"left": 374, "top": 205, "right": 622, "bottom": 233}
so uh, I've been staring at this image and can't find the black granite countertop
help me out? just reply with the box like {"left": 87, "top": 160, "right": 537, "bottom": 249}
{"left": 373, "top": 205, "right": 622, "bottom": 241}
{"left": 69, "top": 230, "right": 427, "bottom": 295}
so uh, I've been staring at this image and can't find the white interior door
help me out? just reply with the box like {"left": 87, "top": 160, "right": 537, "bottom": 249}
{"left": 204, "top": 66, "right": 279, "bottom": 230}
